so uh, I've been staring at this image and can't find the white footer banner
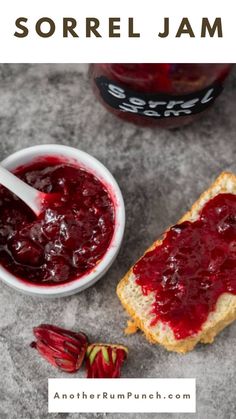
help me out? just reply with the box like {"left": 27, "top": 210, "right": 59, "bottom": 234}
{"left": 48, "top": 378, "right": 196, "bottom": 413}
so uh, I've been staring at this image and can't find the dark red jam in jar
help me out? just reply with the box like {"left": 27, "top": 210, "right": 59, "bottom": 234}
{"left": 133, "top": 193, "right": 236, "bottom": 339}
{"left": 90, "top": 64, "right": 232, "bottom": 128}
{"left": 0, "top": 158, "right": 115, "bottom": 285}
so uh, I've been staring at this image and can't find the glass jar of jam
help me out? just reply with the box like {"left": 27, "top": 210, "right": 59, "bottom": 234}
{"left": 90, "top": 64, "right": 232, "bottom": 128}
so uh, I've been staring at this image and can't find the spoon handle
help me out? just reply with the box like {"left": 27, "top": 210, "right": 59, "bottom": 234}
{"left": 0, "top": 165, "right": 41, "bottom": 216}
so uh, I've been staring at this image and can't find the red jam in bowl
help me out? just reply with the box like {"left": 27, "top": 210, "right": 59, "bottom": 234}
{"left": 0, "top": 158, "right": 115, "bottom": 285}
{"left": 133, "top": 193, "right": 236, "bottom": 339}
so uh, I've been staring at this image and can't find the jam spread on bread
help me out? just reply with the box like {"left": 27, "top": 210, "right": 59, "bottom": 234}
{"left": 133, "top": 193, "right": 236, "bottom": 339}
{"left": 0, "top": 158, "right": 115, "bottom": 284}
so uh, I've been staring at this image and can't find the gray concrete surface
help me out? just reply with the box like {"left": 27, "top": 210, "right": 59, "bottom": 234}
{"left": 0, "top": 64, "right": 235, "bottom": 419}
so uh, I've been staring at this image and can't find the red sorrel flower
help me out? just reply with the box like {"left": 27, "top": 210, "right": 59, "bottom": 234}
{"left": 86, "top": 343, "right": 128, "bottom": 378}
{"left": 31, "top": 324, "right": 88, "bottom": 373}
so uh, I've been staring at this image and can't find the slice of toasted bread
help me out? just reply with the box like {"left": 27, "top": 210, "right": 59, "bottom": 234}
{"left": 117, "top": 172, "right": 236, "bottom": 353}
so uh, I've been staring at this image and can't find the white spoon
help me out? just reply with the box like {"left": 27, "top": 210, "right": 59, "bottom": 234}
{"left": 0, "top": 164, "right": 59, "bottom": 217}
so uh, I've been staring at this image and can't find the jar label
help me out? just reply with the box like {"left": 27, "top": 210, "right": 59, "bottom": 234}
{"left": 95, "top": 76, "right": 223, "bottom": 119}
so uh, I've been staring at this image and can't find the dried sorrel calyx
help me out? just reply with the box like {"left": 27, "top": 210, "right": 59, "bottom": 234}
{"left": 31, "top": 324, "right": 88, "bottom": 373}
{"left": 86, "top": 343, "right": 128, "bottom": 378}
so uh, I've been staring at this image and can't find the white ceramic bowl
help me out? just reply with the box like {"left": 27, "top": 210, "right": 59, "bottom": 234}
{"left": 0, "top": 144, "right": 125, "bottom": 297}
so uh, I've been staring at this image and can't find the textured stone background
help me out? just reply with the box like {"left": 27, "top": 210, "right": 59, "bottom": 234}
{"left": 0, "top": 64, "right": 235, "bottom": 419}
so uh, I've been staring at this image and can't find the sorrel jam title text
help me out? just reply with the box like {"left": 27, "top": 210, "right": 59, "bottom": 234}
{"left": 14, "top": 17, "right": 223, "bottom": 39}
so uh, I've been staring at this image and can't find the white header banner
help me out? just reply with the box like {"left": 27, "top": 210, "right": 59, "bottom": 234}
{"left": 0, "top": 0, "right": 235, "bottom": 63}
{"left": 48, "top": 378, "right": 196, "bottom": 413}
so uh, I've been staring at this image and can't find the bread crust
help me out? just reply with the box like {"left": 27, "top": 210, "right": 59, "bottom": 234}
{"left": 117, "top": 172, "right": 236, "bottom": 353}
